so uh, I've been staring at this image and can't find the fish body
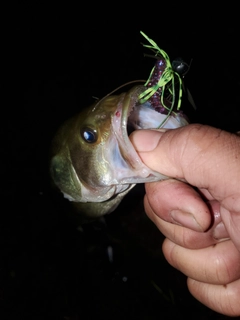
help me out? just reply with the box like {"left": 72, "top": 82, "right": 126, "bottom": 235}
{"left": 50, "top": 85, "right": 188, "bottom": 218}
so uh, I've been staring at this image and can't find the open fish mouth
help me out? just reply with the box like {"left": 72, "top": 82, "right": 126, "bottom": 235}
{"left": 121, "top": 85, "right": 187, "bottom": 157}
{"left": 124, "top": 85, "right": 188, "bottom": 133}
{"left": 109, "top": 85, "right": 188, "bottom": 184}
{"left": 107, "top": 86, "right": 172, "bottom": 183}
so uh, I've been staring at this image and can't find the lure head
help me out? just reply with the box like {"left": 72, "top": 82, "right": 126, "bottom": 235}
{"left": 172, "top": 58, "right": 190, "bottom": 77}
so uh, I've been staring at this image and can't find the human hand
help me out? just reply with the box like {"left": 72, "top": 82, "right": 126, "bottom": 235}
{"left": 130, "top": 124, "right": 240, "bottom": 316}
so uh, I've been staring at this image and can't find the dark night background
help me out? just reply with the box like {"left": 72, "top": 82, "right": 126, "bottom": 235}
{"left": 1, "top": 3, "right": 240, "bottom": 319}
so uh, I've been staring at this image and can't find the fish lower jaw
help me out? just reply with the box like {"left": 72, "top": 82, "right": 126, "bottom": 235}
{"left": 109, "top": 140, "right": 168, "bottom": 184}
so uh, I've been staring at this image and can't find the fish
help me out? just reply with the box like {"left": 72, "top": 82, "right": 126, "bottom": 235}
{"left": 50, "top": 84, "right": 188, "bottom": 218}
{"left": 50, "top": 32, "right": 189, "bottom": 218}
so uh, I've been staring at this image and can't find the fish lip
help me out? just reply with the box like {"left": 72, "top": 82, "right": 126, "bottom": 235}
{"left": 121, "top": 86, "right": 145, "bottom": 153}
{"left": 116, "top": 85, "right": 152, "bottom": 171}
{"left": 121, "top": 85, "right": 145, "bottom": 143}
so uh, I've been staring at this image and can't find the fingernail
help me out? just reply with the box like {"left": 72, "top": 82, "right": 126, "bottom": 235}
{"left": 130, "top": 129, "right": 166, "bottom": 152}
{"left": 170, "top": 209, "right": 204, "bottom": 232}
{"left": 213, "top": 222, "right": 230, "bottom": 240}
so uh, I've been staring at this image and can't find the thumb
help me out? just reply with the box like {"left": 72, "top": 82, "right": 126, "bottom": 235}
{"left": 130, "top": 124, "right": 240, "bottom": 201}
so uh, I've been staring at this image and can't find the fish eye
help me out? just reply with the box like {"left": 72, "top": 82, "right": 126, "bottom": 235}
{"left": 81, "top": 127, "right": 98, "bottom": 143}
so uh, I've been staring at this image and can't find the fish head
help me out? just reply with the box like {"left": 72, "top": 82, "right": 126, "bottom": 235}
{"left": 50, "top": 85, "right": 188, "bottom": 217}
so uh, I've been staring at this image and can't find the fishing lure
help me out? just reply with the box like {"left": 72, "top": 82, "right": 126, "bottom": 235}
{"left": 139, "top": 31, "right": 184, "bottom": 128}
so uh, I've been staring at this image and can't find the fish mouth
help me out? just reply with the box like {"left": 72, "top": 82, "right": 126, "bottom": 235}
{"left": 110, "top": 85, "right": 188, "bottom": 183}
{"left": 124, "top": 85, "right": 188, "bottom": 132}
{"left": 121, "top": 85, "right": 164, "bottom": 167}
{"left": 121, "top": 84, "right": 186, "bottom": 148}
{"left": 110, "top": 85, "right": 168, "bottom": 183}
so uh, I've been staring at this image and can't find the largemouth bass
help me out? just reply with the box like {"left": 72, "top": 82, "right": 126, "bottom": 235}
{"left": 50, "top": 84, "right": 188, "bottom": 217}
{"left": 50, "top": 32, "right": 189, "bottom": 218}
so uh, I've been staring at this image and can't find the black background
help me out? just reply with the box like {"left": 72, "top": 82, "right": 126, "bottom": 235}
{"left": 1, "top": 3, "right": 240, "bottom": 319}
